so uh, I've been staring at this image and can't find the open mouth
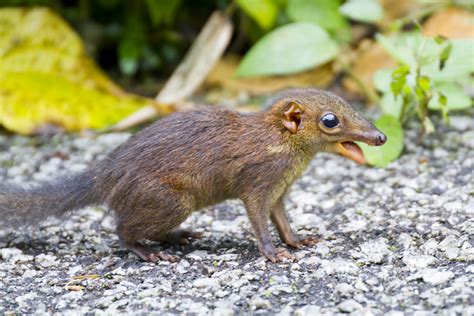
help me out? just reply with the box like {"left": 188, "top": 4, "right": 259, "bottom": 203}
{"left": 337, "top": 141, "right": 366, "bottom": 165}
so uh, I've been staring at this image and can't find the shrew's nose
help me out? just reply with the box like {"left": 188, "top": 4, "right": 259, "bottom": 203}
{"left": 375, "top": 133, "right": 387, "bottom": 146}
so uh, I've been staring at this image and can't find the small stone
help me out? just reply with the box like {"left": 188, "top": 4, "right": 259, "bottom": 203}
{"left": 193, "top": 277, "right": 220, "bottom": 289}
{"left": 421, "top": 239, "right": 439, "bottom": 255}
{"left": 35, "top": 254, "right": 58, "bottom": 268}
{"left": 444, "top": 247, "right": 460, "bottom": 259}
{"left": 176, "top": 259, "right": 190, "bottom": 274}
{"left": 461, "top": 131, "right": 474, "bottom": 148}
{"left": 249, "top": 296, "right": 271, "bottom": 310}
{"left": 422, "top": 268, "right": 454, "bottom": 285}
{"left": 402, "top": 187, "right": 417, "bottom": 198}
{"left": 337, "top": 299, "right": 362, "bottom": 313}
{"left": 443, "top": 201, "right": 463, "bottom": 212}
{"left": 1, "top": 248, "right": 23, "bottom": 260}
{"left": 335, "top": 283, "right": 354, "bottom": 294}
{"left": 358, "top": 238, "right": 390, "bottom": 263}
{"left": 295, "top": 305, "right": 321, "bottom": 315}
{"left": 402, "top": 254, "right": 436, "bottom": 269}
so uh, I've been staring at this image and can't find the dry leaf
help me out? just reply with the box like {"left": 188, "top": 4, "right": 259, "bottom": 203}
{"left": 423, "top": 8, "right": 474, "bottom": 39}
{"left": 379, "top": 0, "right": 421, "bottom": 23}
{"left": 73, "top": 274, "right": 100, "bottom": 280}
{"left": 65, "top": 285, "right": 85, "bottom": 291}
{"left": 205, "top": 55, "right": 334, "bottom": 95}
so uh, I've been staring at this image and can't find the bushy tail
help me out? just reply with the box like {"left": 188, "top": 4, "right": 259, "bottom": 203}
{"left": 0, "top": 171, "right": 100, "bottom": 229}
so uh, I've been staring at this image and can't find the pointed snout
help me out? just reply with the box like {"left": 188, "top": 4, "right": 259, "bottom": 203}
{"left": 352, "top": 130, "right": 387, "bottom": 146}
{"left": 375, "top": 132, "right": 387, "bottom": 146}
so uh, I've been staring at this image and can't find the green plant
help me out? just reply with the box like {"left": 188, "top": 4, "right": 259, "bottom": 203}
{"left": 235, "top": 0, "right": 383, "bottom": 77}
{"left": 359, "top": 28, "right": 473, "bottom": 167}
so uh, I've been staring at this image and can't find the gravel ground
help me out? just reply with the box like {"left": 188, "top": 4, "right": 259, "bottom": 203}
{"left": 0, "top": 113, "right": 473, "bottom": 315}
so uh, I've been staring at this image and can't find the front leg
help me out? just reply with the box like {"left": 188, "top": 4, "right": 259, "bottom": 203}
{"left": 271, "top": 198, "right": 319, "bottom": 249}
{"left": 242, "top": 197, "right": 295, "bottom": 263}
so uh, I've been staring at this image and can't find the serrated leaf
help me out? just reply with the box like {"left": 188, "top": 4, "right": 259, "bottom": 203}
{"left": 358, "top": 115, "right": 404, "bottom": 168}
{"left": 236, "top": 0, "right": 278, "bottom": 30}
{"left": 339, "top": 0, "right": 383, "bottom": 23}
{"left": 236, "top": 22, "right": 339, "bottom": 77}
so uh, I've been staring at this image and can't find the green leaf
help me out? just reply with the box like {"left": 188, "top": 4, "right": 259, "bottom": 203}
{"left": 118, "top": 36, "right": 142, "bottom": 75}
{"left": 434, "top": 35, "right": 447, "bottom": 45}
{"left": 145, "top": 0, "right": 182, "bottom": 25}
{"left": 428, "top": 83, "right": 473, "bottom": 111}
{"left": 376, "top": 33, "right": 418, "bottom": 68}
{"left": 118, "top": 3, "right": 146, "bottom": 76}
{"left": 439, "top": 42, "right": 452, "bottom": 70}
{"left": 236, "top": 22, "right": 339, "bottom": 77}
{"left": 286, "top": 0, "right": 350, "bottom": 40}
{"left": 417, "top": 76, "right": 430, "bottom": 94}
{"left": 438, "top": 93, "right": 449, "bottom": 123}
{"left": 422, "top": 39, "right": 474, "bottom": 82}
{"left": 359, "top": 115, "right": 404, "bottom": 168}
{"left": 373, "top": 68, "right": 394, "bottom": 93}
{"left": 339, "top": 0, "right": 383, "bottom": 23}
{"left": 0, "top": 7, "right": 166, "bottom": 135}
{"left": 236, "top": 0, "right": 279, "bottom": 30}
{"left": 390, "top": 66, "right": 409, "bottom": 96}
{"left": 380, "top": 92, "right": 403, "bottom": 119}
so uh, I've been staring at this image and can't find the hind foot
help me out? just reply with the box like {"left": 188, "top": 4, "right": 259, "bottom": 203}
{"left": 165, "top": 229, "right": 204, "bottom": 245}
{"left": 124, "top": 242, "right": 178, "bottom": 263}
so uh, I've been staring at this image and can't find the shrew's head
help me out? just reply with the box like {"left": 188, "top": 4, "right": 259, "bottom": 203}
{"left": 267, "top": 88, "right": 386, "bottom": 164}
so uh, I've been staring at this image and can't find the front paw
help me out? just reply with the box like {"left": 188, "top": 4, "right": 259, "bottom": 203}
{"left": 286, "top": 235, "right": 319, "bottom": 249}
{"left": 258, "top": 243, "right": 296, "bottom": 263}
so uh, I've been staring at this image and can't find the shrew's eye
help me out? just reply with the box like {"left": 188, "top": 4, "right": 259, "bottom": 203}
{"left": 321, "top": 113, "right": 339, "bottom": 128}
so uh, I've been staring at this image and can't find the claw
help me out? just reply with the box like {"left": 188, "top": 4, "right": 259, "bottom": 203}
{"left": 286, "top": 235, "right": 319, "bottom": 249}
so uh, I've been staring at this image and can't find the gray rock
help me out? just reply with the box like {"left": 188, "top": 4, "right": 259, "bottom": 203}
{"left": 421, "top": 268, "right": 455, "bottom": 285}
{"left": 337, "top": 299, "right": 363, "bottom": 313}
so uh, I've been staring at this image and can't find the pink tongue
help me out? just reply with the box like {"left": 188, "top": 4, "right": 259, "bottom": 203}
{"left": 341, "top": 141, "right": 366, "bottom": 164}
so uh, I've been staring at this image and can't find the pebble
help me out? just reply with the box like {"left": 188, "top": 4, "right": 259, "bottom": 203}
{"left": 337, "top": 299, "right": 363, "bottom": 312}
{"left": 421, "top": 269, "right": 455, "bottom": 285}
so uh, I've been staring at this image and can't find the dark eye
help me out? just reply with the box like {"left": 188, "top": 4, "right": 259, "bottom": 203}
{"left": 321, "top": 113, "right": 339, "bottom": 128}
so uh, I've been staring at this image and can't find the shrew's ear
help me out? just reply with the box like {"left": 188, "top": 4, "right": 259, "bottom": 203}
{"left": 281, "top": 102, "right": 304, "bottom": 133}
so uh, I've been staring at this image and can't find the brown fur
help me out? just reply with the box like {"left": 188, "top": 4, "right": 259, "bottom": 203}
{"left": 0, "top": 88, "right": 385, "bottom": 262}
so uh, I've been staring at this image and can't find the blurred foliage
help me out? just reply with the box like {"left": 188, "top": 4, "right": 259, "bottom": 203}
{"left": 358, "top": 115, "right": 404, "bottom": 168}
{"left": 236, "top": 22, "right": 339, "bottom": 77}
{"left": 1, "top": 0, "right": 226, "bottom": 80}
{"left": 0, "top": 0, "right": 473, "bottom": 168}
{"left": 0, "top": 7, "right": 170, "bottom": 134}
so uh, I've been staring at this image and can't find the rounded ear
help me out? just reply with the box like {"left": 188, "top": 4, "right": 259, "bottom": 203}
{"left": 282, "top": 102, "right": 304, "bottom": 133}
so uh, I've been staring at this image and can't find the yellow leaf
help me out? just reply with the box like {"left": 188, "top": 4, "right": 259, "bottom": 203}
{"left": 0, "top": 7, "right": 170, "bottom": 135}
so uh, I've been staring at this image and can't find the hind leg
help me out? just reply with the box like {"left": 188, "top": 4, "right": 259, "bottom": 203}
{"left": 116, "top": 206, "right": 195, "bottom": 262}
{"left": 159, "top": 228, "right": 203, "bottom": 245}
{"left": 117, "top": 221, "right": 178, "bottom": 263}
